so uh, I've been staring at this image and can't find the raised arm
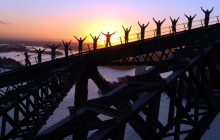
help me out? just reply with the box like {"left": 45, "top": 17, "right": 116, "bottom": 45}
{"left": 170, "top": 17, "right": 173, "bottom": 22}
{"left": 46, "top": 45, "right": 52, "bottom": 49}
{"left": 138, "top": 21, "right": 141, "bottom": 27}
{"left": 177, "top": 17, "right": 180, "bottom": 22}
{"left": 145, "top": 22, "right": 149, "bottom": 28}
{"left": 122, "top": 25, "right": 125, "bottom": 31}
{"left": 184, "top": 14, "right": 189, "bottom": 19}
{"left": 201, "top": 7, "right": 205, "bottom": 13}
{"left": 83, "top": 36, "right": 87, "bottom": 41}
{"left": 34, "top": 48, "right": 38, "bottom": 51}
{"left": 101, "top": 32, "right": 107, "bottom": 36}
{"left": 210, "top": 7, "right": 214, "bottom": 13}
{"left": 55, "top": 45, "right": 61, "bottom": 49}
{"left": 110, "top": 31, "right": 116, "bottom": 35}
{"left": 90, "top": 34, "right": 94, "bottom": 39}
{"left": 162, "top": 18, "right": 166, "bottom": 24}
{"left": 42, "top": 48, "right": 46, "bottom": 52}
{"left": 68, "top": 40, "right": 72, "bottom": 46}
{"left": 62, "top": 40, "right": 65, "bottom": 45}
{"left": 153, "top": 18, "right": 157, "bottom": 23}
{"left": 129, "top": 26, "right": 132, "bottom": 32}
{"left": 74, "top": 36, "right": 79, "bottom": 41}
{"left": 97, "top": 34, "right": 101, "bottom": 39}
{"left": 193, "top": 14, "right": 197, "bottom": 19}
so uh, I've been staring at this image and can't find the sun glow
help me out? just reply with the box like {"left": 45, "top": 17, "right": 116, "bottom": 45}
{"left": 86, "top": 19, "right": 125, "bottom": 46}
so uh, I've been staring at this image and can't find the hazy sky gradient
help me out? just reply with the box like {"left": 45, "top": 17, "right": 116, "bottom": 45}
{"left": 0, "top": 0, "right": 219, "bottom": 41}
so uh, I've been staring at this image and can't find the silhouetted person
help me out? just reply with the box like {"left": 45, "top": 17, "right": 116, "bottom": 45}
{"left": 34, "top": 48, "right": 45, "bottom": 64}
{"left": 62, "top": 40, "right": 72, "bottom": 57}
{"left": 122, "top": 25, "right": 132, "bottom": 43}
{"left": 201, "top": 7, "right": 214, "bottom": 28}
{"left": 74, "top": 36, "right": 87, "bottom": 54}
{"left": 138, "top": 21, "right": 149, "bottom": 40}
{"left": 47, "top": 44, "right": 61, "bottom": 60}
{"left": 101, "top": 31, "right": 116, "bottom": 48}
{"left": 184, "top": 14, "right": 197, "bottom": 30}
{"left": 170, "top": 17, "right": 180, "bottom": 34}
{"left": 24, "top": 52, "right": 31, "bottom": 67}
{"left": 90, "top": 34, "right": 101, "bottom": 51}
{"left": 153, "top": 18, "right": 166, "bottom": 37}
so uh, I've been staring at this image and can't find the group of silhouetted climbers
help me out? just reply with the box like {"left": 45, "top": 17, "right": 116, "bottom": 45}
{"left": 24, "top": 7, "right": 214, "bottom": 67}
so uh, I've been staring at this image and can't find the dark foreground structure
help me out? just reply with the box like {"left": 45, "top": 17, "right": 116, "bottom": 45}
{"left": 0, "top": 16, "right": 220, "bottom": 140}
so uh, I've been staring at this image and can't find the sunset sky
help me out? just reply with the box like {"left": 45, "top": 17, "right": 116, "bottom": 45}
{"left": 0, "top": 0, "right": 220, "bottom": 42}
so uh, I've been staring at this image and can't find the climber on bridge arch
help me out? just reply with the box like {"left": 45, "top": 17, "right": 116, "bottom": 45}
{"left": 184, "top": 14, "right": 197, "bottom": 30}
{"left": 138, "top": 21, "right": 149, "bottom": 40}
{"left": 24, "top": 52, "right": 31, "bottom": 67}
{"left": 122, "top": 25, "right": 132, "bottom": 44}
{"left": 74, "top": 36, "right": 87, "bottom": 54}
{"left": 34, "top": 48, "right": 46, "bottom": 64}
{"left": 201, "top": 7, "right": 214, "bottom": 28}
{"left": 90, "top": 33, "right": 101, "bottom": 51}
{"left": 170, "top": 17, "right": 180, "bottom": 34}
{"left": 62, "top": 40, "right": 72, "bottom": 57}
{"left": 46, "top": 44, "right": 61, "bottom": 60}
{"left": 153, "top": 18, "right": 166, "bottom": 37}
{"left": 101, "top": 31, "right": 116, "bottom": 48}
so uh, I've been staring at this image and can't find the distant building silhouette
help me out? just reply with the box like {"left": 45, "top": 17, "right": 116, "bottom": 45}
{"left": 90, "top": 34, "right": 101, "bottom": 51}
{"left": 62, "top": 40, "right": 72, "bottom": 57}
{"left": 74, "top": 36, "right": 87, "bottom": 54}
{"left": 184, "top": 14, "right": 197, "bottom": 30}
{"left": 153, "top": 18, "right": 166, "bottom": 37}
{"left": 122, "top": 25, "right": 132, "bottom": 43}
{"left": 201, "top": 7, "right": 214, "bottom": 28}
{"left": 34, "top": 48, "right": 45, "bottom": 63}
{"left": 170, "top": 17, "right": 179, "bottom": 34}
{"left": 138, "top": 21, "right": 149, "bottom": 40}
{"left": 101, "top": 31, "right": 116, "bottom": 48}
{"left": 47, "top": 44, "right": 61, "bottom": 60}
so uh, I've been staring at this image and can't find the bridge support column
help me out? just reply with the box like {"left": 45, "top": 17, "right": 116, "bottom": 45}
{"left": 74, "top": 74, "right": 88, "bottom": 109}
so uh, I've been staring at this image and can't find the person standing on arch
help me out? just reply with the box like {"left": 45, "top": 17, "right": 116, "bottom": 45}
{"left": 201, "top": 7, "right": 214, "bottom": 28}
{"left": 74, "top": 36, "right": 87, "bottom": 54}
{"left": 34, "top": 48, "right": 46, "bottom": 63}
{"left": 90, "top": 33, "right": 101, "bottom": 51}
{"left": 24, "top": 52, "right": 31, "bottom": 67}
{"left": 47, "top": 44, "right": 61, "bottom": 60}
{"left": 62, "top": 40, "right": 72, "bottom": 57}
{"left": 138, "top": 21, "right": 149, "bottom": 40}
{"left": 153, "top": 18, "right": 166, "bottom": 37}
{"left": 101, "top": 31, "right": 116, "bottom": 48}
{"left": 184, "top": 14, "right": 197, "bottom": 30}
{"left": 170, "top": 17, "right": 180, "bottom": 34}
{"left": 122, "top": 25, "right": 132, "bottom": 44}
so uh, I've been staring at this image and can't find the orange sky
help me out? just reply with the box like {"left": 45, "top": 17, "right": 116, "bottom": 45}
{"left": 0, "top": 0, "right": 219, "bottom": 43}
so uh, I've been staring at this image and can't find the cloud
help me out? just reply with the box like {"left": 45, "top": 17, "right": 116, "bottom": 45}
{"left": 0, "top": 20, "right": 11, "bottom": 25}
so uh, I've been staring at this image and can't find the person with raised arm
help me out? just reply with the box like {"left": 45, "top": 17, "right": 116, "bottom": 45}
{"left": 90, "top": 33, "right": 101, "bottom": 51}
{"left": 34, "top": 48, "right": 46, "bottom": 63}
{"left": 201, "top": 7, "right": 214, "bottom": 28}
{"left": 101, "top": 31, "right": 116, "bottom": 48}
{"left": 46, "top": 44, "right": 61, "bottom": 60}
{"left": 122, "top": 25, "right": 132, "bottom": 44}
{"left": 74, "top": 36, "right": 87, "bottom": 54}
{"left": 62, "top": 40, "right": 72, "bottom": 57}
{"left": 170, "top": 17, "right": 180, "bottom": 34}
{"left": 138, "top": 21, "right": 149, "bottom": 40}
{"left": 153, "top": 18, "right": 166, "bottom": 37}
{"left": 184, "top": 14, "right": 197, "bottom": 30}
